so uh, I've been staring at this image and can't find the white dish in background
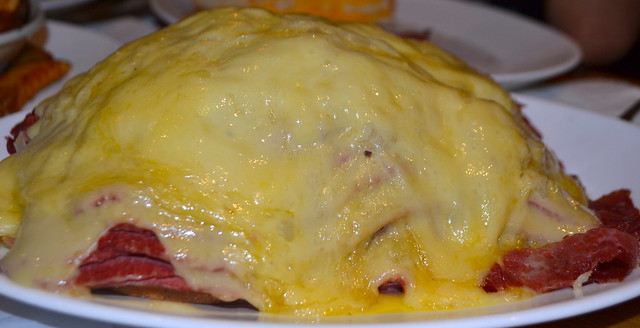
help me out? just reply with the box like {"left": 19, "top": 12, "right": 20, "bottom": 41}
{"left": 396, "top": 0, "right": 581, "bottom": 89}
{"left": 1, "top": 94, "right": 640, "bottom": 327}
{"left": 149, "top": 0, "right": 581, "bottom": 90}
{"left": 149, "top": 0, "right": 195, "bottom": 26}
{"left": 38, "top": 0, "right": 97, "bottom": 11}
{"left": 0, "top": 0, "right": 45, "bottom": 69}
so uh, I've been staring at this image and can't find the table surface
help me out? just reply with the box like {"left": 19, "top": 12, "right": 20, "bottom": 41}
{"left": 2, "top": 1, "right": 640, "bottom": 327}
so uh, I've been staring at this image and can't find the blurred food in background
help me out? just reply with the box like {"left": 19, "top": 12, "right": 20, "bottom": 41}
{"left": 0, "top": 0, "right": 70, "bottom": 117}
{"left": 0, "top": 44, "right": 70, "bottom": 117}
{"left": 193, "top": 0, "right": 395, "bottom": 22}
{"left": 0, "top": 0, "right": 30, "bottom": 32}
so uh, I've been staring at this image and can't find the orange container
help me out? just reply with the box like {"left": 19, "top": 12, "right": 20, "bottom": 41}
{"left": 193, "top": 0, "right": 395, "bottom": 23}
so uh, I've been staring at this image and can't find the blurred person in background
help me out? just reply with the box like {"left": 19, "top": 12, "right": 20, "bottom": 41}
{"left": 485, "top": 0, "right": 640, "bottom": 79}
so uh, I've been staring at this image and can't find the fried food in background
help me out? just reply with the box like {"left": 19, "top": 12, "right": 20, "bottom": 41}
{"left": 0, "top": 44, "right": 71, "bottom": 117}
{"left": 0, "top": 0, "right": 70, "bottom": 117}
{"left": 0, "top": 0, "right": 29, "bottom": 32}
{"left": 193, "top": 0, "right": 394, "bottom": 22}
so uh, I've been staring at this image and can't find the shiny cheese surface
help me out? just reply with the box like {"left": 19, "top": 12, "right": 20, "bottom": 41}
{"left": 0, "top": 8, "right": 599, "bottom": 316}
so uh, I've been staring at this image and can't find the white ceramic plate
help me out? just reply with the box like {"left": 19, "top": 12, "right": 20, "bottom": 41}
{"left": 395, "top": 0, "right": 582, "bottom": 89}
{"left": 37, "top": 0, "right": 97, "bottom": 11}
{"left": 1, "top": 94, "right": 639, "bottom": 327}
{"left": 149, "top": 0, "right": 581, "bottom": 90}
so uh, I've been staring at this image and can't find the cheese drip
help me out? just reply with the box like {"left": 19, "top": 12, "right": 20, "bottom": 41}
{"left": 0, "top": 8, "right": 599, "bottom": 316}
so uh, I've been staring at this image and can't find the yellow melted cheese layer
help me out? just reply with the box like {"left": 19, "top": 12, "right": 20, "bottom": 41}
{"left": 0, "top": 8, "right": 599, "bottom": 316}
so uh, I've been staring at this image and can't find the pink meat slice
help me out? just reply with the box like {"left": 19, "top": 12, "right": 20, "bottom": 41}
{"left": 6, "top": 111, "right": 38, "bottom": 155}
{"left": 483, "top": 190, "right": 640, "bottom": 293}
{"left": 76, "top": 223, "right": 191, "bottom": 291}
{"left": 589, "top": 189, "right": 640, "bottom": 239}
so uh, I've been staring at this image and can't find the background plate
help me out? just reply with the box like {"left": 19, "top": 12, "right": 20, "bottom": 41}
{"left": 38, "top": 0, "right": 97, "bottom": 11}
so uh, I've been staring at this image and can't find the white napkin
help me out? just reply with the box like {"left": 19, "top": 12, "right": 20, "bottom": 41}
{"left": 521, "top": 78, "right": 640, "bottom": 125}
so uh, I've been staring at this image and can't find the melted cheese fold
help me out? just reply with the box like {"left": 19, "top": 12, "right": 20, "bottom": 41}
{"left": 0, "top": 8, "right": 599, "bottom": 316}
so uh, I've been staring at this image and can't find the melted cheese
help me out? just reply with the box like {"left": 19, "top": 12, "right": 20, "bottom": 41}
{"left": 0, "top": 8, "right": 600, "bottom": 316}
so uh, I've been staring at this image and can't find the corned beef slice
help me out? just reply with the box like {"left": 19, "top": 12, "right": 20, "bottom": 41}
{"left": 483, "top": 190, "right": 640, "bottom": 293}
{"left": 76, "top": 223, "right": 190, "bottom": 291}
{"left": 589, "top": 189, "right": 640, "bottom": 239}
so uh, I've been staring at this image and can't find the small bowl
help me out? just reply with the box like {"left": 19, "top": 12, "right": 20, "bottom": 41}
{"left": 0, "top": 0, "right": 45, "bottom": 70}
